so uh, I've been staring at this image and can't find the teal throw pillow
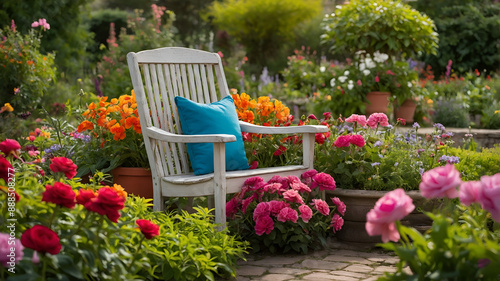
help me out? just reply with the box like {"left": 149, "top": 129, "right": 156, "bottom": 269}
{"left": 174, "top": 95, "right": 250, "bottom": 175}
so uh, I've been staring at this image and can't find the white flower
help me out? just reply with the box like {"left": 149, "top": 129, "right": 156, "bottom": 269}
{"left": 347, "top": 80, "right": 354, "bottom": 90}
{"left": 338, "top": 76, "right": 347, "bottom": 83}
{"left": 344, "top": 70, "right": 350, "bottom": 76}
{"left": 363, "top": 69, "right": 371, "bottom": 76}
{"left": 373, "top": 51, "right": 389, "bottom": 63}
{"left": 359, "top": 62, "right": 366, "bottom": 71}
{"left": 330, "top": 78, "right": 336, "bottom": 87}
{"left": 320, "top": 66, "right": 326, "bottom": 73}
{"left": 364, "top": 58, "right": 376, "bottom": 69}
{"left": 302, "top": 72, "right": 307, "bottom": 76}
{"left": 407, "top": 81, "right": 413, "bottom": 88}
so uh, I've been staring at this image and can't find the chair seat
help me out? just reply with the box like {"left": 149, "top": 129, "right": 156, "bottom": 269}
{"left": 160, "top": 165, "right": 310, "bottom": 197}
{"left": 162, "top": 165, "right": 307, "bottom": 185}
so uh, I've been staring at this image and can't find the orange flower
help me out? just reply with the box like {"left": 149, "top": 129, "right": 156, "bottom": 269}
{"left": 110, "top": 184, "right": 127, "bottom": 200}
{"left": 77, "top": 120, "right": 94, "bottom": 132}
{"left": 109, "top": 123, "right": 126, "bottom": 141}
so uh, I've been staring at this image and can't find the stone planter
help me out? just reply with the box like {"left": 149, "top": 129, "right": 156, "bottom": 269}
{"left": 327, "top": 188, "right": 438, "bottom": 245}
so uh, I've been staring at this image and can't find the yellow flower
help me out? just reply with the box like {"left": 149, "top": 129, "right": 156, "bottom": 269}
{"left": 495, "top": 110, "right": 499, "bottom": 115}
{"left": 1, "top": 103, "right": 14, "bottom": 112}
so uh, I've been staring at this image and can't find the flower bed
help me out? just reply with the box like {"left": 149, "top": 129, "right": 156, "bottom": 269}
{"left": 0, "top": 139, "right": 247, "bottom": 280}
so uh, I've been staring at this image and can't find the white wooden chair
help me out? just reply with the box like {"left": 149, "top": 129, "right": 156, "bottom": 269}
{"left": 127, "top": 47, "right": 329, "bottom": 229}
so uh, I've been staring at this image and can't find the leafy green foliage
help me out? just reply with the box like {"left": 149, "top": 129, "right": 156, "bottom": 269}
{"left": 321, "top": 0, "right": 438, "bottom": 59}
{"left": 0, "top": 0, "right": 93, "bottom": 77}
{"left": 0, "top": 154, "right": 248, "bottom": 280}
{"left": 411, "top": 0, "right": 500, "bottom": 76}
{"left": 447, "top": 146, "right": 500, "bottom": 182}
{"left": 0, "top": 23, "right": 57, "bottom": 114}
{"left": 207, "top": 0, "right": 322, "bottom": 75}
{"left": 378, "top": 205, "right": 500, "bottom": 281}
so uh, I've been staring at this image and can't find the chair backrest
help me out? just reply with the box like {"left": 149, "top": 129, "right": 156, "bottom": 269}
{"left": 127, "top": 47, "right": 231, "bottom": 177}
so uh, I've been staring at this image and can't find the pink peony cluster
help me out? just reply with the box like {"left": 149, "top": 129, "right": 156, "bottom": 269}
{"left": 366, "top": 113, "right": 390, "bottom": 128}
{"left": 365, "top": 189, "right": 415, "bottom": 243}
{"left": 31, "top": 18, "right": 50, "bottom": 30}
{"left": 345, "top": 114, "right": 367, "bottom": 127}
{"left": 227, "top": 170, "right": 346, "bottom": 236}
{"left": 333, "top": 134, "right": 366, "bottom": 148}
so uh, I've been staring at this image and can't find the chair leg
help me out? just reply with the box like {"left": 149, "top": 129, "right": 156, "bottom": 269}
{"left": 213, "top": 143, "right": 227, "bottom": 231}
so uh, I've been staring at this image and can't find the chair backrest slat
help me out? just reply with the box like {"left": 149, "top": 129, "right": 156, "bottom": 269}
{"left": 127, "top": 47, "right": 231, "bottom": 177}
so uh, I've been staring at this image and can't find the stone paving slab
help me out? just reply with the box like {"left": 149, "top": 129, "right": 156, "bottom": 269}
{"left": 223, "top": 239, "right": 399, "bottom": 280}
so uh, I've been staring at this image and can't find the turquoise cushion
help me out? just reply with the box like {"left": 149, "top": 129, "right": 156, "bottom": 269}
{"left": 174, "top": 95, "right": 250, "bottom": 175}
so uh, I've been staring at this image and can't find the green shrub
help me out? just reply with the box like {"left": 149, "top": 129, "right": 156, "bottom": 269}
{"left": 206, "top": 0, "right": 322, "bottom": 75}
{"left": 321, "top": 0, "right": 438, "bottom": 59}
{"left": 0, "top": 21, "right": 57, "bottom": 114}
{"left": 447, "top": 145, "right": 500, "bottom": 182}
{"left": 412, "top": 1, "right": 500, "bottom": 76}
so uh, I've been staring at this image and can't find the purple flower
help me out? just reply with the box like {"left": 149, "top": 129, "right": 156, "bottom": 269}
{"left": 412, "top": 122, "right": 420, "bottom": 129}
{"left": 433, "top": 123, "right": 445, "bottom": 131}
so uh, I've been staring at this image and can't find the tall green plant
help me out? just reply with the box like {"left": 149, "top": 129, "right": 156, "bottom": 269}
{"left": 206, "top": 0, "right": 322, "bottom": 75}
{"left": 321, "top": 0, "right": 438, "bottom": 59}
{"left": 413, "top": 2, "right": 500, "bottom": 76}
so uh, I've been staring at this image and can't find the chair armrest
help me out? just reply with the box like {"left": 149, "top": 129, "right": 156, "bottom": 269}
{"left": 144, "top": 127, "right": 236, "bottom": 143}
{"left": 239, "top": 121, "right": 329, "bottom": 134}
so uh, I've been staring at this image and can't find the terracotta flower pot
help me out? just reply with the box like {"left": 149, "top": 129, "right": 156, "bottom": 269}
{"left": 394, "top": 99, "right": 417, "bottom": 123}
{"left": 365, "top": 91, "right": 391, "bottom": 116}
{"left": 112, "top": 167, "right": 153, "bottom": 199}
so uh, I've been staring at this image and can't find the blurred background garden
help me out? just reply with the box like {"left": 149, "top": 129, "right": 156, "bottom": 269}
{"left": 1, "top": 0, "right": 500, "bottom": 141}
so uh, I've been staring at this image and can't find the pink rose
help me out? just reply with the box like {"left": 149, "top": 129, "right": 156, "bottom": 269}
{"left": 268, "top": 200, "right": 289, "bottom": 217}
{"left": 333, "top": 135, "right": 351, "bottom": 148}
{"left": 253, "top": 202, "right": 271, "bottom": 221}
{"left": 365, "top": 188, "right": 414, "bottom": 242}
{"left": 459, "top": 181, "right": 481, "bottom": 206}
{"left": 311, "top": 199, "right": 330, "bottom": 216}
{"left": 311, "top": 173, "right": 336, "bottom": 191}
{"left": 477, "top": 174, "right": 500, "bottom": 222}
{"left": 331, "top": 197, "right": 346, "bottom": 216}
{"left": 255, "top": 216, "right": 274, "bottom": 236}
{"left": 226, "top": 197, "right": 241, "bottom": 219}
{"left": 419, "top": 164, "right": 461, "bottom": 199}
{"left": 298, "top": 204, "right": 313, "bottom": 223}
{"left": 277, "top": 207, "right": 298, "bottom": 223}
{"left": 283, "top": 190, "right": 304, "bottom": 204}
{"left": 0, "top": 233, "right": 23, "bottom": 267}
{"left": 290, "top": 180, "right": 311, "bottom": 193}
{"left": 301, "top": 169, "right": 318, "bottom": 186}
{"left": 330, "top": 214, "right": 344, "bottom": 233}
{"left": 241, "top": 193, "right": 258, "bottom": 214}
{"left": 367, "top": 113, "right": 389, "bottom": 128}
{"left": 323, "top": 112, "right": 332, "bottom": 120}
{"left": 349, "top": 134, "right": 365, "bottom": 147}
{"left": 244, "top": 176, "right": 264, "bottom": 188}
{"left": 345, "top": 114, "right": 367, "bottom": 127}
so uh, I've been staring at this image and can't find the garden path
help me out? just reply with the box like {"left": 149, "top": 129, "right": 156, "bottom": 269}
{"left": 226, "top": 238, "right": 402, "bottom": 281}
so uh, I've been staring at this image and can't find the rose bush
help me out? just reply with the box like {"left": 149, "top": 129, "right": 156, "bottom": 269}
{"left": 0, "top": 138, "right": 248, "bottom": 280}
{"left": 227, "top": 169, "right": 345, "bottom": 254}
{"left": 367, "top": 164, "right": 500, "bottom": 280}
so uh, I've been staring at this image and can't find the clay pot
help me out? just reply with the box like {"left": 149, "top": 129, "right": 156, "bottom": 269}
{"left": 365, "top": 91, "right": 391, "bottom": 116}
{"left": 112, "top": 167, "right": 153, "bottom": 199}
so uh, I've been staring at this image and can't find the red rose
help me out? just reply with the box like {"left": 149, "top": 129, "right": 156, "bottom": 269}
{"left": 42, "top": 182, "right": 76, "bottom": 209}
{"left": 76, "top": 189, "right": 96, "bottom": 206}
{"left": 136, "top": 219, "right": 160, "bottom": 239}
{"left": 21, "top": 225, "right": 61, "bottom": 255}
{"left": 0, "top": 156, "right": 12, "bottom": 183}
{"left": 86, "top": 187, "right": 125, "bottom": 222}
{"left": 0, "top": 139, "right": 21, "bottom": 157}
{"left": 49, "top": 157, "right": 77, "bottom": 179}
